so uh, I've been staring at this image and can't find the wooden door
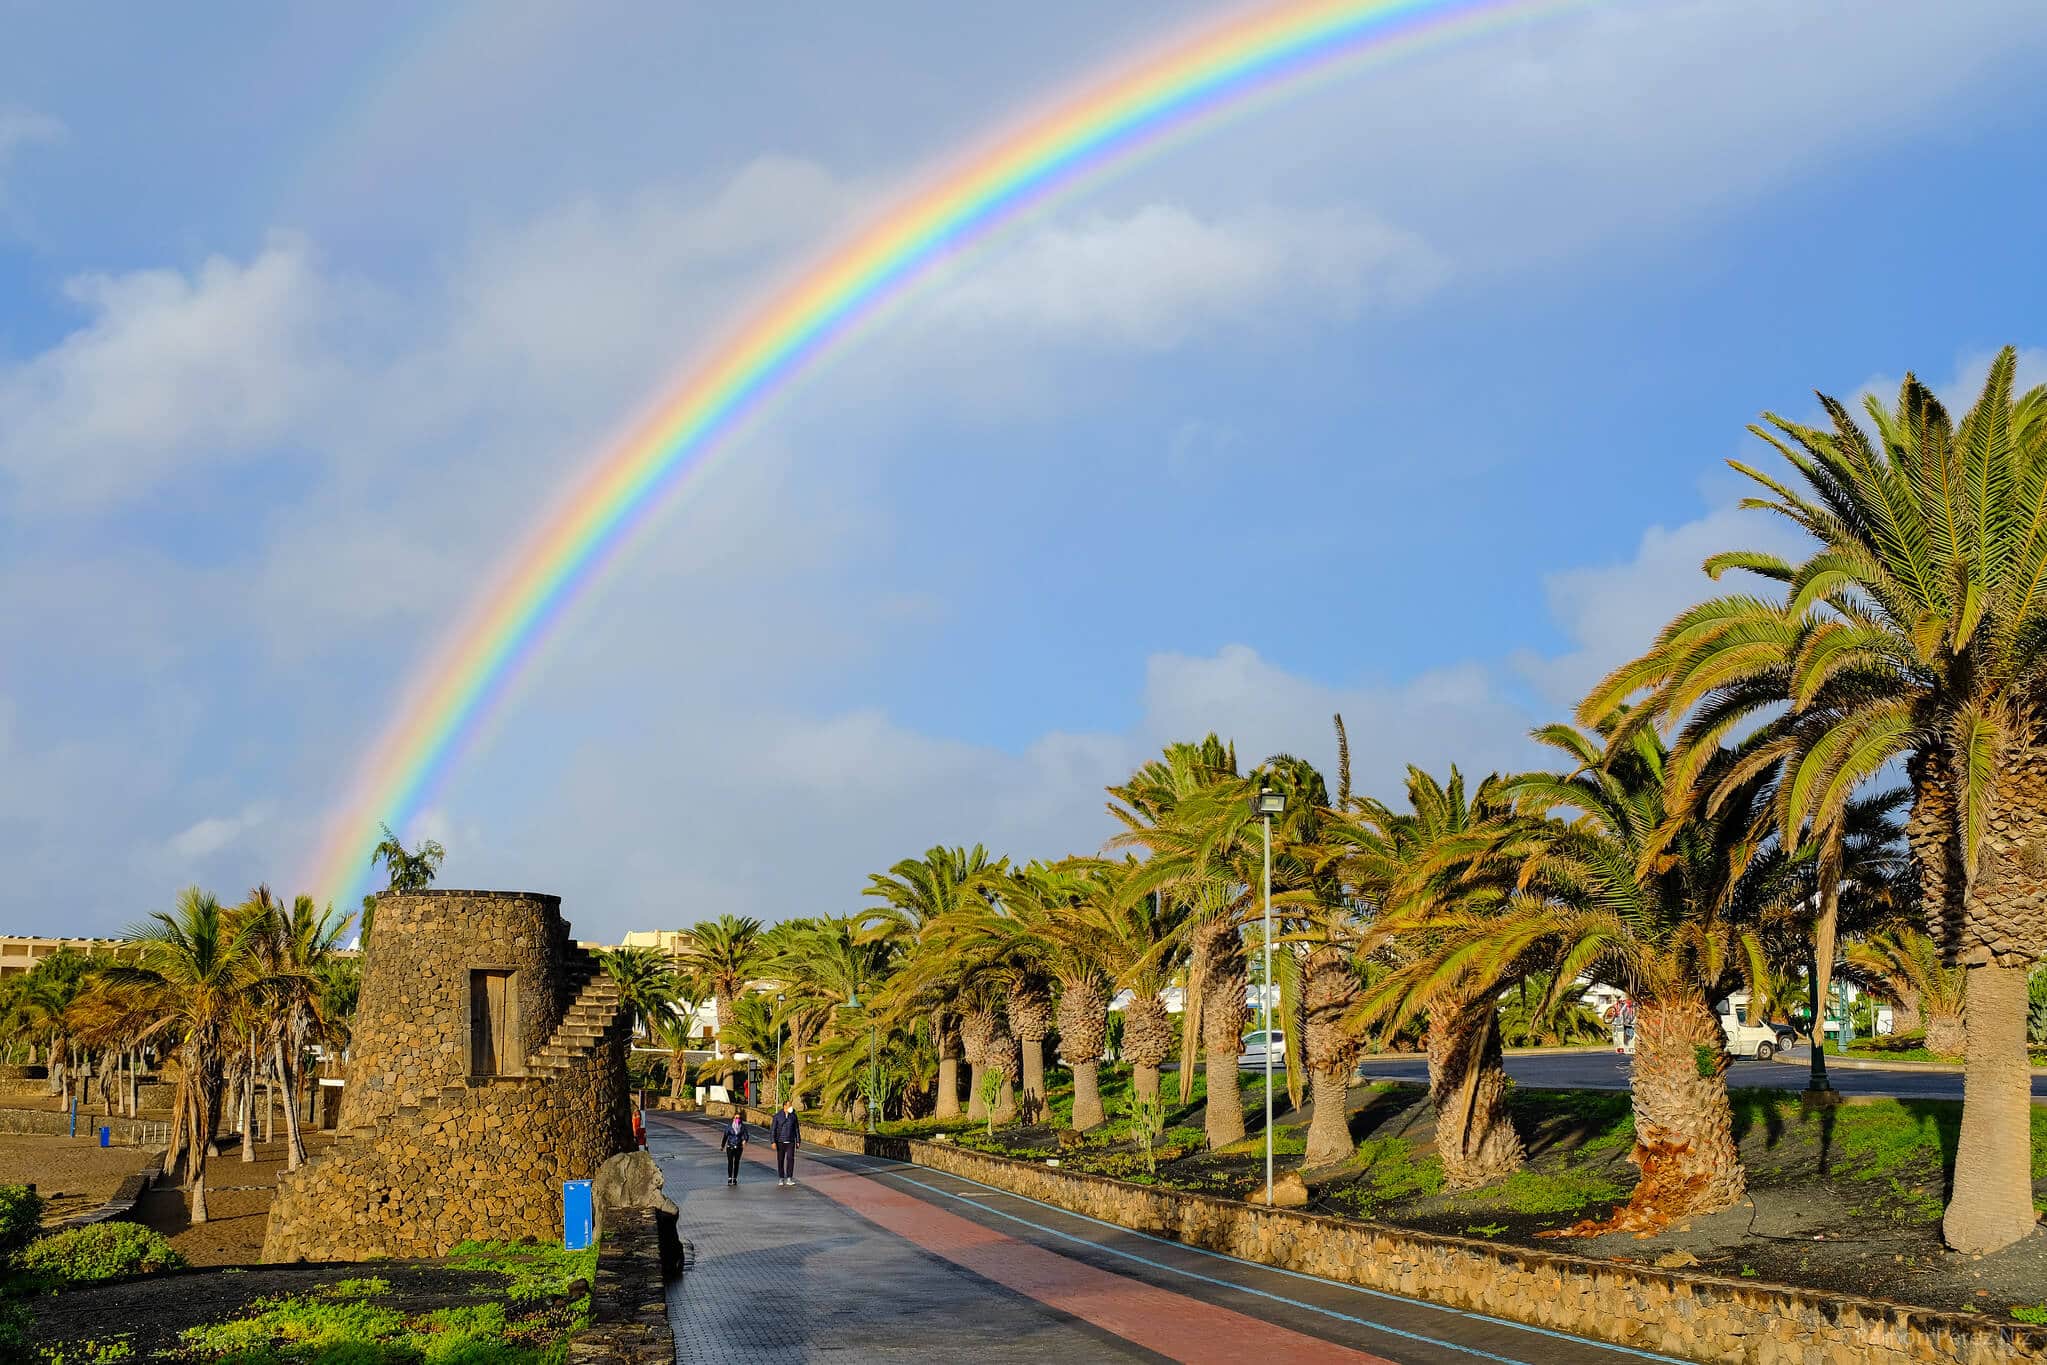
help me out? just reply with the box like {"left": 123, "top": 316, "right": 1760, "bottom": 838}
{"left": 471, "top": 970, "right": 513, "bottom": 1076}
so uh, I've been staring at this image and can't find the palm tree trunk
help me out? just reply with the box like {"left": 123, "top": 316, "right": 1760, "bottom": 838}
{"left": 1426, "top": 997, "right": 1523, "bottom": 1187}
{"left": 1575, "top": 994, "right": 1742, "bottom": 1234}
{"left": 790, "top": 1020, "right": 810, "bottom": 1106}
{"left": 1125, "top": 995, "right": 1172, "bottom": 1111}
{"left": 1179, "top": 936, "right": 1207, "bottom": 1105}
{"left": 1008, "top": 991, "right": 1051, "bottom": 1123}
{"left": 274, "top": 1036, "right": 305, "bottom": 1170}
{"left": 1808, "top": 872, "right": 1838, "bottom": 1092}
{"left": 1056, "top": 979, "right": 1109, "bottom": 1132}
{"left": 188, "top": 1080, "right": 210, "bottom": 1224}
{"left": 1926, "top": 1011, "right": 1966, "bottom": 1057}
{"left": 1944, "top": 962, "right": 2040, "bottom": 1253}
{"left": 1891, "top": 989, "right": 1923, "bottom": 1037}
{"left": 1198, "top": 919, "right": 1247, "bottom": 1149}
{"left": 239, "top": 1042, "right": 257, "bottom": 1161}
{"left": 932, "top": 1010, "right": 960, "bottom": 1120}
{"left": 961, "top": 1009, "right": 996, "bottom": 1121}
{"left": 1302, "top": 947, "right": 1359, "bottom": 1168}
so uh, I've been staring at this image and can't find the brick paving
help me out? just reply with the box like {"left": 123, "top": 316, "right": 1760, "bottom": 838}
{"left": 651, "top": 1116, "right": 1700, "bottom": 1364}
{"left": 656, "top": 1123, "right": 1164, "bottom": 1363}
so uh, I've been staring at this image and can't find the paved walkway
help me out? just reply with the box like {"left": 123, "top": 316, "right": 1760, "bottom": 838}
{"left": 651, "top": 1114, "right": 1699, "bottom": 1365}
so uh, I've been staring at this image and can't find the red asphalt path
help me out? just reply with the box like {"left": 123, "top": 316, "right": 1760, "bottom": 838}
{"left": 677, "top": 1119, "right": 1390, "bottom": 1364}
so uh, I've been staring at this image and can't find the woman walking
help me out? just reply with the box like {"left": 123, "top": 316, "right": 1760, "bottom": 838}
{"left": 721, "top": 1114, "right": 748, "bottom": 1185}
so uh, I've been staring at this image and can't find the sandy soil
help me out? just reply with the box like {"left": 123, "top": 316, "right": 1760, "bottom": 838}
{"left": 135, "top": 1131, "right": 335, "bottom": 1266}
{"left": 0, "top": 1133, "right": 156, "bottom": 1225}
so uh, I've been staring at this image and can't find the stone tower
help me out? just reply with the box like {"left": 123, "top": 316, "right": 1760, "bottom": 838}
{"left": 263, "top": 891, "right": 633, "bottom": 1262}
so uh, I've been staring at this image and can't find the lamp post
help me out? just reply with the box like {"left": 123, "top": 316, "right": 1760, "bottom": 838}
{"left": 1252, "top": 783, "right": 1287, "bottom": 1206}
{"left": 840, "top": 990, "right": 877, "bottom": 1133}
{"left": 774, "top": 992, "right": 787, "bottom": 1108}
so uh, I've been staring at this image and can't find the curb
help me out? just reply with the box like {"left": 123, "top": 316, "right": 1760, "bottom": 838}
{"left": 1765, "top": 1049, "right": 2047, "bottom": 1078}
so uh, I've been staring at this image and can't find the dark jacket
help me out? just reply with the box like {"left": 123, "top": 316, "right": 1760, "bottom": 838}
{"left": 720, "top": 1122, "right": 747, "bottom": 1151}
{"left": 771, "top": 1109, "right": 800, "bottom": 1145}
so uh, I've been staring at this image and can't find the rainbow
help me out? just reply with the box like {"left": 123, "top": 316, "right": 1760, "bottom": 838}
{"left": 303, "top": 0, "right": 1575, "bottom": 909}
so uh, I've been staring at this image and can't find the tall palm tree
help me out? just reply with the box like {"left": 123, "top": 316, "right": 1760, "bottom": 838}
{"left": 1583, "top": 351, "right": 2047, "bottom": 1251}
{"left": 1110, "top": 736, "right": 1251, "bottom": 1149}
{"left": 671, "top": 914, "right": 766, "bottom": 1086}
{"left": 105, "top": 888, "right": 260, "bottom": 1223}
{"left": 865, "top": 845, "right": 1007, "bottom": 1119}
{"left": 1095, "top": 863, "right": 1187, "bottom": 1110}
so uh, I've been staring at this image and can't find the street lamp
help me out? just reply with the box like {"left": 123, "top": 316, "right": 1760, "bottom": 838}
{"left": 839, "top": 991, "right": 878, "bottom": 1133}
{"left": 774, "top": 993, "right": 787, "bottom": 1108}
{"left": 1251, "top": 783, "right": 1286, "bottom": 1206}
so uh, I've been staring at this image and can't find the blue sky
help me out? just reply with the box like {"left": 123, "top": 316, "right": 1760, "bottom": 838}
{"left": 4, "top": 1, "right": 2047, "bottom": 941}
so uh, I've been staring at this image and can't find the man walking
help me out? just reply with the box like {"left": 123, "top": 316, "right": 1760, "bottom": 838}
{"left": 771, "top": 1098, "right": 800, "bottom": 1187}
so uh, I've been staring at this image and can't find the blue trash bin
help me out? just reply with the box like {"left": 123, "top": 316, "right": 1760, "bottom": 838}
{"left": 98, "top": 1126, "right": 110, "bottom": 1148}
{"left": 563, "top": 1180, "right": 593, "bottom": 1250}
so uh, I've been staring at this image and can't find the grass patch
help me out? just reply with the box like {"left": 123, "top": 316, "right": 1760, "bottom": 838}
{"left": 2013, "top": 1304, "right": 2047, "bottom": 1326}
{"left": 445, "top": 1240, "right": 594, "bottom": 1306}
{"left": 1471, "top": 1168, "right": 1629, "bottom": 1216}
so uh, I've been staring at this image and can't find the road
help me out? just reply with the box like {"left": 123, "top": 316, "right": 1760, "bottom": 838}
{"left": 1358, "top": 1047, "right": 2047, "bottom": 1100}
{"left": 650, "top": 1113, "right": 1700, "bottom": 1364}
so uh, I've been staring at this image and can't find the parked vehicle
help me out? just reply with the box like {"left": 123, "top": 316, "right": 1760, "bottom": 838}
{"left": 1238, "top": 1029, "right": 1286, "bottom": 1069}
{"left": 1713, "top": 995, "right": 1779, "bottom": 1060}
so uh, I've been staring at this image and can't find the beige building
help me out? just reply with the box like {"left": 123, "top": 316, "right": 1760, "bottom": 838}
{"left": 0, "top": 935, "right": 132, "bottom": 977}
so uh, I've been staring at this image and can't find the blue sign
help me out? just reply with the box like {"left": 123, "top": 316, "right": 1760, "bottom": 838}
{"left": 563, "top": 1179, "right": 593, "bottom": 1251}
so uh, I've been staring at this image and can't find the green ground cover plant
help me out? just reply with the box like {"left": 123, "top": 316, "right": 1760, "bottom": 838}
{"left": 0, "top": 1184, "right": 43, "bottom": 1258}
{"left": 175, "top": 1243, "right": 596, "bottom": 1363}
{"left": 17, "top": 1223, "right": 185, "bottom": 1287}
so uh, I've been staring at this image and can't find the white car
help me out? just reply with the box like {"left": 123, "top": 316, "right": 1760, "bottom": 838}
{"left": 1238, "top": 1029, "right": 1286, "bottom": 1069}
{"left": 1714, "top": 997, "right": 1780, "bottom": 1060}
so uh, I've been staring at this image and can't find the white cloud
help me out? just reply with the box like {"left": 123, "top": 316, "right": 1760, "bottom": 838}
{"left": 168, "top": 803, "right": 273, "bottom": 860}
{"left": 0, "top": 237, "right": 347, "bottom": 508}
{"left": 1514, "top": 501, "right": 1809, "bottom": 712}
{"left": 918, "top": 204, "right": 1442, "bottom": 349}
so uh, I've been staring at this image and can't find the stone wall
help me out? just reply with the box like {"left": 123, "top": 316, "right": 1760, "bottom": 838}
{"left": 337, "top": 891, "right": 571, "bottom": 1130}
{"left": 566, "top": 1205, "right": 675, "bottom": 1364}
{"left": 718, "top": 1107, "right": 2047, "bottom": 1365}
{"left": 0, "top": 1106, "right": 169, "bottom": 1145}
{"left": 263, "top": 890, "right": 631, "bottom": 1262}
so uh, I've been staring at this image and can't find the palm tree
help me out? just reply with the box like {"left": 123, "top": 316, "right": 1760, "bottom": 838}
{"left": 771, "top": 914, "right": 893, "bottom": 1106}
{"left": 1333, "top": 765, "right": 1529, "bottom": 1188}
{"left": 1844, "top": 926, "right": 1968, "bottom": 1054}
{"left": 1391, "top": 725, "right": 1794, "bottom": 1232}
{"left": 865, "top": 845, "right": 1007, "bottom": 1119}
{"left": 671, "top": 914, "right": 766, "bottom": 1087}
{"left": 105, "top": 888, "right": 261, "bottom": 1222}
{"left": 596, "top": 946, "right": 682, "bottom": 1045}
{"left": 1095, "top": 864, "right": 1187, "bottom": 1110}
{"left": 1583, "top": 352, "right": 2047, "bottom": 1251}
{"left": 1110, "top": 736, "right": 1252, "bottom": 1150}
{"left": 999, "top": 860, "right": 1123, "bottom": 1131}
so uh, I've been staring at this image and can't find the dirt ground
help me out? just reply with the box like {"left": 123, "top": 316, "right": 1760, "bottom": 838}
{"left": 134, "top": 1131, "right": 335, "bottom": 1266}
{"left": 22, "top": 1260, "right": 517, "bottom": 1360}
{"left": 0, "top": 1134, "right": 155, "bottom": 1226}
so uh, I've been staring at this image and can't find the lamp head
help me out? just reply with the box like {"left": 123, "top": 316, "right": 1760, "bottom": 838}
{"left": 1252, "top": 786, "right": 1287, "bottom": 817}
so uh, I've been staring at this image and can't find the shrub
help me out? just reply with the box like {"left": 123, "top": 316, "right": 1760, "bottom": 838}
{"left": 18, "top": 1222, "right": 185, "bottom": 1286}
{"left": 0, "top": 1183, "right": 44, "bottom": 1258}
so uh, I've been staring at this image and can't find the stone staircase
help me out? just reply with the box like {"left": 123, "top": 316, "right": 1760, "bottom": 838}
{"left": 527, "top": 954, "right": 628, "bottom": 1079}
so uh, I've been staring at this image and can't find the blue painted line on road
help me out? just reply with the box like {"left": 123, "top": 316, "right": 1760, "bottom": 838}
{"left": 825, "top": 1149, "right": 1692, "bottom": 1365}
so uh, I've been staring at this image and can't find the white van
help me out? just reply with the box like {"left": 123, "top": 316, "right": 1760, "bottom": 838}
{"left": 1714, "top": 995, "right": 1780, "bottom": 1060}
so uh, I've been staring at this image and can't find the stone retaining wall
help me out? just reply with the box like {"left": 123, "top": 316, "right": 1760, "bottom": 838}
{"left": 0, "top": 1107, "right": 169, "bottom": 1145}
{"left": 566, "top": 1205, "right": 674, "bottom": 1364}
{"left": 717, "top": 1107, "right": 2046, "bottom": 1365}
